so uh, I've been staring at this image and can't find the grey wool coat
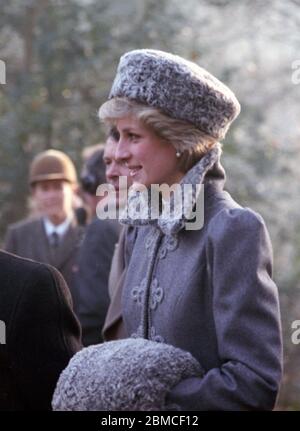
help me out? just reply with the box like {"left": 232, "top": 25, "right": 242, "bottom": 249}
{"left": 120, "top": 144, "right": 283, "bottom": 411}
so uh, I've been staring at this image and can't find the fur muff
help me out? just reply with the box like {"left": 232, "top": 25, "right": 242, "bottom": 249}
{"left": 52, "top": 338, "right": 203, "bottom": 411}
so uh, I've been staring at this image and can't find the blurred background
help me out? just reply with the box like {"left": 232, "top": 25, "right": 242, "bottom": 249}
{"left": 0, "top": 0, "right": 300, "bottom": 409}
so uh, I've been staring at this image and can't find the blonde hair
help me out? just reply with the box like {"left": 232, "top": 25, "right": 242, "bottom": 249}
{"left": 98, "top": 97, "right": 218, "bottom": 172}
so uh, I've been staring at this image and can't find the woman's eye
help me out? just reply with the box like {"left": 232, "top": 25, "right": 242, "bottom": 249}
{"left": 128, "top": 133, "right": 140, "bottom": 140}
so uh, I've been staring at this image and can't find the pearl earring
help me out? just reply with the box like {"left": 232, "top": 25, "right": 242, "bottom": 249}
{"left": 176, "top": 151, "right": 181, "bottom": 158}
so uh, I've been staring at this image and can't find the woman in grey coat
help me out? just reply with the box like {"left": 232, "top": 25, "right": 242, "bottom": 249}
{"left": 98, "top": 49, "right": 283, "bottom": 410}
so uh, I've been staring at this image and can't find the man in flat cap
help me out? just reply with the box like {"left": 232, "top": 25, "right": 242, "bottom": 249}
{"left": 4, "top": 149, "right": 84, "bottom": 300}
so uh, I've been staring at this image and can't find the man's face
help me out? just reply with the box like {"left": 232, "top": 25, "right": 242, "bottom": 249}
{"left": 103, "top": 136, "right": 132, "bottom": 206}
{"left": 32, "top": 179, "right": 74, "bottom": 223}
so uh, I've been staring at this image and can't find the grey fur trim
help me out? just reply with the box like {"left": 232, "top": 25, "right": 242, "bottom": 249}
{"left": 52, "top": 338, "right": 203, "bottom": 411}
{"left": 120, "top": 143, "right": 221, "bottom": 235}
{"left": 109, "top": 49, "right": 240, "bottom": 140}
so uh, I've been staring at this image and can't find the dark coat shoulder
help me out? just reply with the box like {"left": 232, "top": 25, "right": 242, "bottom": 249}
{"left": 0, "top": 251, "right": 82, "bottom": 411}
{"left": 73, "top": 218, "right": 121, "bottom": 346}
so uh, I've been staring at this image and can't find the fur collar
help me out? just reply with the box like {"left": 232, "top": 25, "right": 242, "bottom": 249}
{"left": 120, "top": 143, "right": 222, "bottom": 235}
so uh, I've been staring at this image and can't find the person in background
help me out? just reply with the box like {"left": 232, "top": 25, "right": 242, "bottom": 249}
{"left": 101, "top": 125, "right": 135, "bottom": 342}
{"left": 0, "top": 249, "right": 82, "bottom": 410}
{"left": 4, "top": 149, "right": 84, "bottom": 301}
{"left": 79, "top": 143, "right": 106, "bottom": 224}
{"left": 73, "top": 130, "right": 125, "bottom": 346}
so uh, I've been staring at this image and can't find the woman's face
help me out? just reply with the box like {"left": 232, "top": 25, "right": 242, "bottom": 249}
{"left": 114, "top": 116, "right": 184, "bottom": 188}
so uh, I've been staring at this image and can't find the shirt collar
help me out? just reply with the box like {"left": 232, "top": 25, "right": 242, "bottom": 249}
{"left": 43, "top": 215, "right": 72, "bottom": 238}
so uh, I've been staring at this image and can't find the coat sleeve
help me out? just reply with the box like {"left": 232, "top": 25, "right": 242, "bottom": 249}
{"left": 166, "top": 208, "right": 283, "bottom": 411}
{"left": 9, "top": 263, "right": 82, "bottom": 410}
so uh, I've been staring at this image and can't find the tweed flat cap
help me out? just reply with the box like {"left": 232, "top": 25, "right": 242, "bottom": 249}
{"left": 52, "top": 338, "right": 203, "bottom": 411}
{"left": 109, "top": 49, "right": 240, "bottom": 140}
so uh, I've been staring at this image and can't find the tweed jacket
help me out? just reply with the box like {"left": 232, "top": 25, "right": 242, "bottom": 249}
{"left": 4, "top": 215, "right": 84, "bottom": 299}
{"left": 120, "top": 145, "right": 283, "bottom": 411}
{"left": 0, "top": 251, "right": 81, "bottom": 410}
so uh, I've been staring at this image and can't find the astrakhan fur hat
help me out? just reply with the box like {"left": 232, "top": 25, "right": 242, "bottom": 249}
{"left": 108, "top": 49, "right": 240, "bottom": 140}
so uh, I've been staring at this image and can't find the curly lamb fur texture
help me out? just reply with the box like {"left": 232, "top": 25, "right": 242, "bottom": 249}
{"left": 52, "top": 338, "right": 203, "bottom": 411}
{"left": 109, "top": 49, "right": 240, "bottom": 140}
{"left": 119, "top": 143, "right": 221, "bottom": 236}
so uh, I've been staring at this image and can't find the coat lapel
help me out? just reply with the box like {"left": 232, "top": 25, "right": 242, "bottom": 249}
{"left": 35, "top": 219, "right": 53, "bottom": 264}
